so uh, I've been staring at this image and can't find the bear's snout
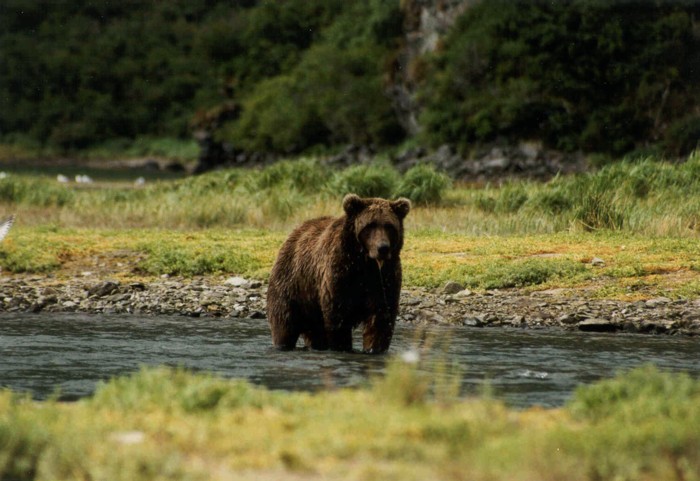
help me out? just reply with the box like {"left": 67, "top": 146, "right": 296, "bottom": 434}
{"left": 364, "top": 228, "right": 392, "bottom": 262}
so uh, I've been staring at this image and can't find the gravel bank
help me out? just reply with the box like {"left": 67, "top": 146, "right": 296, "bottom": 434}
{"left": 2, "top": 275, "right": 700, "bottom": 336}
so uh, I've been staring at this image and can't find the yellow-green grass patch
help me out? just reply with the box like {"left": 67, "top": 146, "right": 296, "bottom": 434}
{"left": 1, "top": 364, "right": 699, "bottom": 481}
{"left": 3, "top": 227, "right": 700, "bottom": 299}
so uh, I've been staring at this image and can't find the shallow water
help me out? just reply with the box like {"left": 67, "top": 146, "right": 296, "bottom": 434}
{"left": 1, "top": 313, "right": 698, "bottom": 407}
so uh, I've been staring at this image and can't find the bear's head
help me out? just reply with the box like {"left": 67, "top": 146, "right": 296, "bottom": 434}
{"left": 343, "top": 194, "right": 411, "bottom": 267}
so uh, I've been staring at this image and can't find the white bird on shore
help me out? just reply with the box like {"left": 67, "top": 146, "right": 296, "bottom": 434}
{"left": 0, "top": 215, "right": 15, "bottom": 242}
{"left": 57, "top": 174, "right": 69, "bottom": 183}
{"left": 75, "top": 174, "right": 93, "bottom": 184}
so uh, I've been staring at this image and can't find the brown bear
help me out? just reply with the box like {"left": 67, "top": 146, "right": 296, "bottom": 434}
{"left": 266, "top": 194, "right": 411, "bottom": 354}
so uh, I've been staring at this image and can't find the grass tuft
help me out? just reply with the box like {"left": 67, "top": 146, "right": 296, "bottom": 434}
{"left": 329, "top": 163, "right": 400, "bottom": 199}
{"left": 90, "top": 367, "right": 275, "bottom": 412}
{"left": 568, "top": 365, "right": 700, "bottom": 422}
{"left": 394, "top": 164, "right": 452, "bottom": 205}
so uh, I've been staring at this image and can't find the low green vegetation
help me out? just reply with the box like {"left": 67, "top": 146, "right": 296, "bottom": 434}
{"left": 3, "top": 226, "right": 700, "bottom": 299}
{"left": 1, "top": 364, "right": 698, "bottom": 480}
{"left": 3, "top": 154, "right": 700, "bottom": 298}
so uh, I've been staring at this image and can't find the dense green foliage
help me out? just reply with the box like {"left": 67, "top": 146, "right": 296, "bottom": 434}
{"left": 420, "top": 0, "right": 700, "bottom": 155}
{"left": 0, "top": 0, "right": 402, "bottom": 153}
{"left": 1, "top": 0, "right": 224, "bottom": 148}
{"left": 220, "top": 0, "right": 405, "bottom": 152}
{"left": 2, "top": 0, "right": 698, "bottom": 157}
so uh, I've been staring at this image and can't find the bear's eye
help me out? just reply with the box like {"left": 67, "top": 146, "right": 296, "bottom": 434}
{"left": 383, "top": 222, "right": 396, "bottom": 233}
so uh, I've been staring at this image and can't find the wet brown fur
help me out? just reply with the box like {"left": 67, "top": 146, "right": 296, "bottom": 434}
{"left": 267, "top": 194, "right": 411, "bottom": 353}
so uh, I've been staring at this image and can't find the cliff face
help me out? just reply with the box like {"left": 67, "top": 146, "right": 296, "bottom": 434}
{"left": 390, "top": 0, "right": 474, "bottom": 135}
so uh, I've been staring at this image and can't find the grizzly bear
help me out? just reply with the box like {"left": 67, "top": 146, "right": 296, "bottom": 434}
{"left": 267, "top": 194, "right": 411, "bottom": 354}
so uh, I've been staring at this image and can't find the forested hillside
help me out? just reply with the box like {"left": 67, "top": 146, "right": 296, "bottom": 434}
{"left": 1, "top": 0, "right": 698, "bottom": 158}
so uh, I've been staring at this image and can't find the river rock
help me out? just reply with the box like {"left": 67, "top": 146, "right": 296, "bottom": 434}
{"left": 577, "top": 318, "right": 618, "bottom": 332}
{"left": 417, "top": 309, "right": 447, "bottom": 324}
{"left": 462, "top": 316, "right": 484, "bottom": 327}
{"left": 88, "top": 280, "right": 120, "bottom": 298}
{"left": 442, "top": 281, "right": 465, "bottom": 295}
{"left": 453, "top": 289, "right": 473, "bottom": 299}
{"left": 645, "top": 297, "right": 672, "bottom": 308}
{"left": 557, "top": 313, "right": 579, "bottom": 325}
{"left": 224, "top": 276, "right": 249, "bottom": 288}
{"left": 640, "top": 319, "right": 676, "bottom": 333}
{"left": 506, "top": 315, "right": 525, "bottom": 326}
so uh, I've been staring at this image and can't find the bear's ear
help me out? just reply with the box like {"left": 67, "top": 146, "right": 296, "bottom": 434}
{"left": 343, "top": 193, "right": 366, "bottom": 217}
{"left": 391, "top": 198, "right": 411, "bottom": 219}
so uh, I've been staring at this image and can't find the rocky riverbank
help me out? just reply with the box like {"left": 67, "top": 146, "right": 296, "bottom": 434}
{"left": 2, "top": 274, "right": 699, "bottom": 336}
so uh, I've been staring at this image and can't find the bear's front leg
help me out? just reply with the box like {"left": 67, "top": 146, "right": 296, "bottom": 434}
{"left": 326, "top": 326, "right": 353, "bottom": 351}
{"left": 362, "top": 314, "right": 394, "bottom": 354}
{"left": 320, "top": 290, "right": 354, "bottom": 352}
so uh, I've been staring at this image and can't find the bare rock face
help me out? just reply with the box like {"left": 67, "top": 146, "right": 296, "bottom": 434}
{"left": 389, "top": 0, "right": 473, "bottom": 136}
{"left": 392, "top": 142, "right": 587, "bottom": 182}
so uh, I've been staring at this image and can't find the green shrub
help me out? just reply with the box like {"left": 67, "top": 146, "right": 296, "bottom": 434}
{"left": 329, "top": 163, "right": 400, "bottom": 198}
{"left": 0, "top": 0, "right": 346, "bottom": 150}
{"left": 476, "top": 182, "right": 529, "bottom": 214}
{"left": 221, "top": 39, "right": 404, "bottom": 153}
{"left": 0, "top": 246, "right": 62, "bottom": 273}
{"left": 573, "top": 191, "right": 627, "bottom": 231}
{"left": 528, "top": 188, "right": 572, "bottom": 216}
{"left": 221, "top": 75, "right": 329, "bottom": 153}
{"left": 394, "top": 164, "right": 451, "bottom": 205}
{"left": 248, "top": 158, "right": 331, "bottom": 193}
{"left": 0, "top": 401, "right": 53, "bottom": 481}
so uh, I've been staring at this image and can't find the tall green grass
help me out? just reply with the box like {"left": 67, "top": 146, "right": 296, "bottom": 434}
{"left": 2, "top": 153, "right": 700, "bottom": 236}
{"left": 0, "top": 159, "right": 452, "bottom": 230}
{"left": 474, "top": 151, "right": 700, "bottom": 234}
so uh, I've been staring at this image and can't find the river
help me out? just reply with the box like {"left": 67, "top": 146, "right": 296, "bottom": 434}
{"left": 1, "top": 313, "right": 698, "bottom": 407}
